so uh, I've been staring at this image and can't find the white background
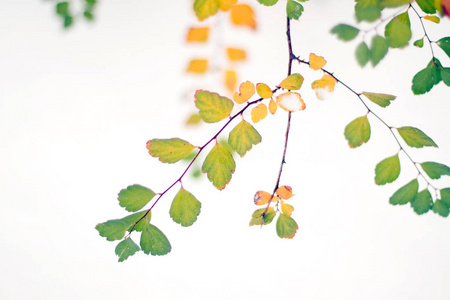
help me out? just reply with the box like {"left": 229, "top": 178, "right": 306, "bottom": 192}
{"left": 1, "top": 0, "right": 450, "bottom": 299}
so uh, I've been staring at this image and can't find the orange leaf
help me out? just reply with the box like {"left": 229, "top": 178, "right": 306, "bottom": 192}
{"left": 251, "top": 103, "right": 268, "bottom": 123}
{"left": 311, "top": 74, "right": 337, "bottom": 99}
{"left": 224, "top": 70, "right": 238, "bottom": 93}
{"left": 254, "top": 191, "right": 279, "bottom": 205}
{"left": 276, "top": 92, "right": 306, "bottom": 112}
{"left": 276, "top": 186, "right": 293, "bottom": 200}
{"left": 230, "top": 4, "right": 256, "bottom": 30}
{"left": 309, "top": 53, "right": 327, "bottom": 70}
{"left": 256, "top": 83, "right": 273, "bottom": 99}
{"left": 227, "top": 48, "right": 247, "bottom": 61}
{"left": 268, "top": 98, "right": 277, "bottom": 114}
{"left": 443, "top": 0, "right": 450, "bottom": 18}
{"left": 186, "top": 59, "right": 208, "bottom": 74}
{"left": 233, "top": 81, "right": 255, "bottom": 104}
{"left": 186, "top": 27, "right": 210, "bottom": 43}
{"left": 219, "top": 0, "right": 237, "bottom": 11}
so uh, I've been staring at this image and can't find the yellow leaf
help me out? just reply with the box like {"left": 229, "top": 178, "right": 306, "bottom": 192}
{"left": 219, "top": 0, "right": 237, "bottom": 11}
{"left": 186, "top": 27, "right": 210, "bottom": 43}
{"left": 254, "top": 191, "right": 279, "bottom": 205}
{"left": 311, "top": 74, "right": 337, "bottom": 99}
{"left": 276, "top": 92, "right": 306, "bottom": 112}
{"left": 276, "top": 186, "right": 293, "bottom": 200}
{"left": 423, "top": 15, "right": 440, "bottom": 23}
{"left": 227, "top": 48, "right": 247, "bottom": 61}
{"left": 268, "top": 98, "right": 277, "bottom": 114}
{"left": 233, "top": 81, "right": 255, "bottom": 104}
{"left": 224, "top": 70, "right": 237, "bottom": 93}
{"left": 230, "top": 4, "right": 256, "bottom": 30}
{"left": 278, "top": 73, "right": 304, "bottom": 90}
{"left": 280, "top": 201, "right": 294, "bottom": 217}
{"left": 186, "top": 59, "right": 208, "bottom": 74}
{"left": 251, "top": 103, "right": 268, "bottom": 123}
{"left": 309, "top": 53, "right": 327, "bottom": 70}
{"left": 185, "top": 113, "right": 202, "bottom": 126}
{"left": 256, "top": 83, "right": 273, "bottom": 99}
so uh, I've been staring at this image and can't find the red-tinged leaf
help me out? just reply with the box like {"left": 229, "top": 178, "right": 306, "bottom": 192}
{"left": 233, "top": 81, "right": 255, "bottom": 104}
{"left": 146, "top": 138, "right": 196, "bottom": 164}
{"left": 195, "top": 90, "right": 234, "bottom": 123}
{"left": 186, "top": 59, "right": 208, "bottom": 74}
{"left": 228, "top": 120, "right": 262, "bottom": 157}
{"left": 251, "top": 103, "right": 268, "bottom": 123}
{"left": 227, "top": 48, "right": 246, "bottom": 61}
{"left": 230, "top": 4, "right": 256, "bottom": 29}
{"left": 279, "top": 73, "right": 304, "bottom": 90}
{"left": 186, "top": 27, "right": 210, "bottom": 42}
{"left": 309, "top": 53, "right": 327, "bottom": 70}
{"left": 276, "top": 213, "right": 298, "bottom": 239}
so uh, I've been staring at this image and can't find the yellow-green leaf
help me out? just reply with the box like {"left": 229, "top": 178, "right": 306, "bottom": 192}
{"left": 146, "top": 138, "right": 196, "bottom": 164}
{"left": 281, "top": 202, "right": 294, "bottom": 217}
{"left": 96, "top": 219, "right": 131, "bottom": 241}
{"left": 228, "top": 120, "right": 262, "bottom": 157}
{"left": 140, "top": 223, "right": 171, "bottom": 256}
{"left": 249, "top": 207, "right": 276, "bottom": 226}
{"left": 118, "top": 184, "right": 156, "bottom": 212}
{"left": 362, "top": 91, "right": 396, "bottom": 107}
{"left": 122, "top": 210, "right": 150, "bottom": 232}
{"left": 169, "top": 187, "right": 201, "bottom": 227}
{"left": 410, "top": 189, "right": 432, "bottom": 215}
{"left": 380, "top": 0, "right": 410, "bottom": 7}
{"left": 397, "top": 126, "right": 438, "bottom": 148}
{"left": 421, "top": 162, "right": 450, "bottom": 179}
{"left": 375, "top": 154, "right": 400, "bottom": 185}
{"left": 278, "top": 73, "right": 304, "bottom": 90}
{"left": 276, "top": 213, "right": 298, "bottom": 239}
{"left": 389, "top": 179, "right": 419, "bottom": 205}
{"left": 384, "top": 12, "right": 411, "bottom": 48}
{"left": 330, "top": 24, "right": 359, "bottom": 41}
{"left": 344, "top": 115, "right": 371, "bottom": 148}
{"left": 202, "top": 143, "right": 236, "bottom": 190}
{"left": 115, "top": 238, "right": 140, "bottom": 262}
{"left": 193, "top": 0, "right": 219, "bottom": 21}
{"left": 195, "top": 90, "right": 234, "bottom": 123}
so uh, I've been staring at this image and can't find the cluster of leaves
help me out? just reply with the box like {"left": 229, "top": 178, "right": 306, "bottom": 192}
{"left": 54, "top": 0, "right": 97, "bottom": 28}
{"left": 331, "top": 0, "right": 450, "bottom": 94}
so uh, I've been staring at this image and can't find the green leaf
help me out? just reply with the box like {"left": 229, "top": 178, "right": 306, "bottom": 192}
{"left": 330, "top": 24, "right": 360, "bottom": 41}
{"left": 202, "top": 143, "right": 236, "bottom": 190}
{"left": 228, "top": 120, "right": 262, "bottom": 157}
{"left": 410, "top": 189, "right": 432, "bottom": 215}
{"left": 63, "top": 15, "right": 73, "bottom": 28}
{"left": 83, "top": 11, "right": 94, "bottom": 21}
{"left": 356, "top": 42, "right": 370, "bottom": 67}
{"left": 355, "top": 0, "right": 382, "bottom": 22}
{"left": 397, "top": 126, "right": 438, "bottom": 148}
{"left": 380, "top": 0, "right": 410, "bottom": 7}
{"left": 56, "top": 2, "right": 70, "bottom": 16}
{"left": 96, "top": 219, "right": 131, "bottom": 241}
{"left": 140, "top": 223, "right": 171, "bottom": 256}
{"left": 118, "top": 184, "right": 156, "bottom": 212}
{"left": 344, "top": 115, "right": 371, "bottom": 148}
{"left": 389, "top": 179, "right": 419, "bottom": 205}
{"left": 442, "top": 68, "right": 450, "bottom": 86}
{"left": 437, "top": 37, "right": 450, "bottom": 59}
{"left": 432, "top": 200, "right": 449, "bottom": 217}
{"left": 440, "top": 188, "right": 450, "bottom": 206}
{"left": 384, "top": 12, "right": 411, "bottom": 48}
{"left": 413, "top": 38, "right": 424, "bottom": 48}
{"left": 147, "top": 138, "right": 196, "bottom": 164}
{"left": 370, "top": 35, "right": 389, "bottom": 66}
{"left": 170, "top": 187, "right": 201, "bottom": 227}
{"left": 122, "top": 210, "right": 149, "bottom": 232}
{"left": 286, "top": 0, "right": 304, "bottom": 20}
{"left": 276, "top": 214, "right": 298, "bottom": 239}
{"left": 193, "top": 0, "right": 219, "bottom": 21}
{"left": 258, "top": 0, "right": 279, "bottom": 5}
{"left": 412, "top": 59, "right": 442, "bottom": 95}
{"left": 249, "top": 207, "right": 276, "bottom": 226}
{"left": 115, "top": 238, "right": 140, "bottom": 262}
{"left": 375, "top": 154, "right": 400, "bottom": 185}
{"left": 195, "top": 90, "right": 234, "bottom": 123}
{"left": 416, "top": 0, "right": 436, "bottom": 14}
{"left": 278, "top": 73, "right": 304, "bottom": 90}
{"left": 421, "top": 162, "right": 450, "bottom": 179}
{"left": 362, "top": 91, "right": 396, "bottom": 107}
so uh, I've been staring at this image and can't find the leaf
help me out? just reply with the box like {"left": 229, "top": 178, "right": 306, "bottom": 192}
{"left": 257, "top": 0, "right": 279, "bottom": 6}
{"left": 416, "top": 0, "right": 437, "bottom": 14}
{"left": 230, "top": 4, "right": 256, "bottom": 29}
{"left": 344, "top": 116, "right": 371, "bottom": 148}
{"left": 146, "top": 138, "right": 196, "bottom": 164}
{"left": 193, "top": 0, "right": 219, "bottom": 21}
{"left": 410, "top": 189, "right": 432, "bottom": 215}
{"left": 370, "top": 35, "right": 389, "bottom": 66}
{"left": 397, "top": 126, "right": 438, "bottom": 148}
{"left": 115, "top": 238, "right": 140, "bottom": 262}
{"left": 276, "top": 92, "right": 306, "bottom": 112}
{"left": 389, "top": 179, "right": 419, "bottom": 205}
{"left": 432, "top": 200, "right": 449, "bottom": 217}
{"left": 56, "top": 2, "right": 70, "bottom": 16}
{"left": 355, "top": 0, "right": 382, "bottom": 22}
{"left": 186, "top": 59, "right": 208, "bottom": 73}
{"left": 96, "top": 219, "right": 131, "bottom": 241}
{"left": 219, "top": 0, "right": 237, "bottom": 11}
{"left": 440, "top": 188, "right": 450, "bottom": 206}
{"left": 281, "top": 202, "right": 294, "bottom": 217}
{"left": 169, "top": 188, "right": 201, "bottom": 227}
{"left": 362, "top": 91, "right": 396, "bottom": 107}
{"left": 356, "top": 42, "right": 370, "bottom": 67}
{"left": 224, "top": 70, "right": 238, "bottom": 92}
{"left": 256, "top": 83, "right": 273, "bottom": 99}
{"left": 311, "top": 74, "right": 337, "bottom": 99}
{"left": 195, "top": 90, "right": 234, "bottom": 123}
{"left": 380, "top": 0, "right": 410, "bottom": 7}
{"left": 122, "top": 210, "right": 149, "bottom": 232}
{"left": 330, "top": 24, "right": 359, "bottom": 41}
{"left": 279, "top": 73, "right": 304, "bottom": 90}
{"left": 384, "top": 12, "right": 411, "bottom": 48}
{"left": 185, "top": 113, "right": 202, "bottom": 126}
{"left": 442, "top": 68, "right": 450, "bottom": 86}
{"left": 268, "top": 99, "right": 277, "bottom": 114}
{"left": 140, "top": 223, "right": 171, "bottom": 256}
{"left": 421, "top": 162, "right": 450, "bottom": 179}
{"left": 249, "top": 207, "right": 276, "bottom": 226}
{"left": 286, "top": 0, "right": 304, "bottom": 20}
{"left": 227, "top": 48, "right": 246, "bottom": 61}
{"left": 118, "top": 185, "right": 156, "bottom": 212}
{"left": 228, "top": 120, "right": 262, "bottom": 157}
{"left": 411, "top": 59, "right": 442, "bottom": 95}
{"left": 251, "top": 103, "right": 268, "bottom": 123}
{"left": 375, "top": 154, "right": 400, "bottom": 185}
{"left": 202, "top": 143, "right": 236, "bottom": 190}
{"left": 423, "top": 15, "right": 440, "bottom": 23}
{"left": 83, "top": 11, "right": 94, "bottom": 21}
{"left": 436, "top": 37, "right": 450, "bottom": 58}
{"left": 63, "top": 15, "right": 73, "bottom": 28}
{"left": 186, "top": 27, "right": 210, "bottom": 42}
{"left": 309, "top": 53, "right": 327, "bottom": 70}
{"left": 413, "top": 38, "right": 424, "bottom": 48}
{"left": 233, "top": 81, "right": 255, "bottom": 104}
{"left": 254, "top": 191, "right": 279, "bottom": 205}
{"left": 276, "top": 214, "right": 298, "bottom": 239}
{"left": 276, "top": 186, "right": 293, "bottom": 199}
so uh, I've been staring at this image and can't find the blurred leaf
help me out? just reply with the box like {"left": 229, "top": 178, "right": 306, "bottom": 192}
{"left": 96, "top": 219, "right": 131, "bottom": 241}
{"left": 219, "top": 0, "right": 237, "bottom": 11}
{"left": 276, "top": 214, "right": 298, "bottom": 239}
{"left": 83, "top": 11, "right": 94, "bottom": 21}
{"left": 193, "top": 0, "right": 220, "bottom": 21}
{"left": 115, "top": 238, "right": 140, "bottom": 262}
{"left": 228, "top": 120, "right": 262, "bottom": 156}
{"left": 362, "top": 91, "right": 396, "bottom": 107}
{"left": 423, "top": 15, "right": 440, "bottom": 23}
{"left": 249, "top": 207, "right": 276, "bottom": 226}
{"left": 186, "top": 27, "right": 210, "bottom": 42}
{"left": 63, "top": 15, "right": 73, "bottom": 28}
{"left": 140, "top": 223, "right": 171, "bottom": 256}
{"left": 355, "top": 0, "right": 382, "bottom": 22}
{"left": 380, "top": 0, "right": 410, "bottom": 7}
{"left": 233, "top": 81, "right": 255, "bottom": 104}
{"left": 195, "top": 90, "right": 234, "bottom": 123}
{"left": 170, "top": 188, "right": 201, "bottom": 227}
{"left": 56, "top": 2, "right": 70, "bottom": 16}
{"left": 356, "top": 42, "right": 370, "bottom": 67}
{"left": 344, "top": 115, "right": 371, "bottom": 148}
{"left": 416, "top": 0, "right": 437, "bottom": 14}
{"left": 397, "top": 126, "right": 437, "bottom": 148}
{"left": 118, "top": 185, "right": 156, "bottom": 212}
{"left": 279, "top": 73, "right": 304, "bottom": 90}
{"left": 146, "top": 138, "right": 196, "bottom": 164}
{"left": 421, "top": 162, "right": 450, "bottom": 179}
{"left": 227, "top": 48, "right": 246, "bottom": 61}
{"left": 186, "top": 59, "right": 208, "bottom": 73}
{"left": 410, "top": 189, "right": 432, "bottom": 215}
{"left": 370, "top": 35, "right": 389, "bottom": 66}
{"left": 251, "top": 103, "right": 268, "bottom": 123}
{"left": 230, "top": 4, "right": 256, "bottom": 29}
{"left": 309, "top": 53, "right": 327, "bottom": 70}
{"left": 276, "top": 186, "right": 293, "bottom": 200}
{"left": 436, "top": 37, "right": 450, "bottom": 58}
{"left": 276, "top": 92, "right": 306, "bottom": 112}
{"left": 389, "top": 179, "right": 419, "bottom": 205}
{"left": 286, "top": 0, "right": 304, "bottom": 20}
{"left": 413, "top": 38, "right": 424, "bottom": 48}
{"left": 432, "top": 200, "right": 449, "bottom": 217}
{"left": 224, "top": 70, "right": 238, "bottom": 93}
{"left": 375, "top": 154, "right": 400, "bottom": 185}
{"left": 330, "top": 24, "right": 359, "bottom": 41}
{"left": 385, "top": 12, "right": 411, "bottom": 48}
{"left": 202, "top": 143, "right": 236, "bottom": 190}
{"left": 186, "top": 113, "right": 203, "bottom": 126}
{"left": 254, "top": 191, "right": 279, "bottom": 205}
{"left": 257, "top": 0, "right": 279, "bottom": 5}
